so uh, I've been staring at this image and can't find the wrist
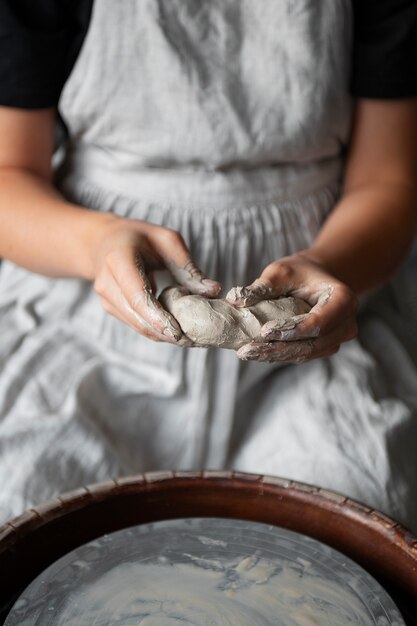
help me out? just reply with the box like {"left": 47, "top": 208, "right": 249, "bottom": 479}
{"left": 78, "top": 210, "right": 123, "bottom": 281}
{"left": 294, "top": 248, "right": 331, "bottom": 272}
{"left": 294, "top": 247, "right": 360, "bottom": 293}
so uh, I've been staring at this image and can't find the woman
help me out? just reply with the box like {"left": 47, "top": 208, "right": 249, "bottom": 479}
{"left": 0, "top": 0, "right": 416, "bottom": 530}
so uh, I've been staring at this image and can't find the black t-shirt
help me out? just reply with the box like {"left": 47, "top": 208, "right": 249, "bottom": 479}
{"left": 0, "top": 0, "right": 416, "bottom": 109}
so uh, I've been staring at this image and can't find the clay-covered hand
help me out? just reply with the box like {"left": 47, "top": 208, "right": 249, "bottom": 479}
{"left": 91, "top": 217, "right": 221, "bottom": 344}
{"left": 226, "top": 252, "right": 358, "bottom": 363}
{"left": 160, "top": 287, "right": 310, "bottom": 349}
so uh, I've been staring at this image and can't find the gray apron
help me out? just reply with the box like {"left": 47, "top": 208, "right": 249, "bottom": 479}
{"left": 0, "top": 0, "right": 416, "bottom": 531}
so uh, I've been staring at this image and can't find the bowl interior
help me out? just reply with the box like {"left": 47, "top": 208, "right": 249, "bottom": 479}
{"left": 0, "top": 472, "right": 416, "bottom": 624}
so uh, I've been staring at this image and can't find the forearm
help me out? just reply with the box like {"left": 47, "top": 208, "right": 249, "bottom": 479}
{"left": 0, "top": 168, "right": 118, "bottom": 280}
{"left": 303, "top": 181, "right": 417, "bottom": 294}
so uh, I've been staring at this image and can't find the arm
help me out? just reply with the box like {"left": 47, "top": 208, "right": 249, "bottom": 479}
{"left": 0, "top": 106, "right": 220, "bottom": 343}
{"left": 228, "top": 98, "right": 417, "bottom": 363}
{"left": 305, "top": 98, "right": 417, "bottom": 294}
{"left": 0, "top": 106, "right": 109, "bottom": 279}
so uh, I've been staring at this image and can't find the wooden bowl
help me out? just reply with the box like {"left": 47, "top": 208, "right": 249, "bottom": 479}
{"left": 0, "top": 471, "right": 416, "bottom": 624}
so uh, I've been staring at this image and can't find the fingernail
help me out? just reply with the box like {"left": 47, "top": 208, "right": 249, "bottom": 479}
{"left": 163, "top": 326, "right": 181, "bottom": 341}
{"left": 164, "top": 315, "right": 183, "bottom": 340}
{"left": 237, "top": 347, "right": 258, "bottom": 359}
{"left": 262, "top": 313, "right": 310, "bottom": 338}
{"left": 202, "top": 279, "right": 222, "bottom": 294}
{"left": 274, "top": 319, "right": 300, "bottom": 332}
{"left": 262, "top": 320, "right": 296, "bottom": 338}
{"left": 230, "top": 283, "right": 273, "bottom": 307}
{"left": 226, "top": 286, "right": 253, "bottom": 306}
{"left": 264, "top": 329, "right": 297, "bottom": 341}
{"left": 239, "top": 352, "right": 257, "bottom": 360}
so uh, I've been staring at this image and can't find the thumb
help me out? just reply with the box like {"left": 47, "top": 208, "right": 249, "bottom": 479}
{"left": 226, "top": 262, "right": 294, "bottom": 307}
{"left": 153, "top": 229, "right": 221, "bottom": 297}
{"left": 226, "top": 279, "right": 284, "bottom": 308}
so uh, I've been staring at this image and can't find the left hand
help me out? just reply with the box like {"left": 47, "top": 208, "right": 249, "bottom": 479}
{"left": 226, "top": 251, "right": 358, "bottom": 364}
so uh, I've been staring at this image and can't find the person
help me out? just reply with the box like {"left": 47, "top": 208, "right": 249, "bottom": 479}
{"left": 0, "top": 0, "right": 416, "bottom": 531}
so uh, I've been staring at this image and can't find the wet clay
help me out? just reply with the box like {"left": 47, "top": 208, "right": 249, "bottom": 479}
{"left": 55, "top": 555, "right": 377, "bottom": 625}
{"left": 159, "top": 287, "right": 311, "bottom": 349}
{"left": 5, "top": 519, "right": 403, "bottom": 626}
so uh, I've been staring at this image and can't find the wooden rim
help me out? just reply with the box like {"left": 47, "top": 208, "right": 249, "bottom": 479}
{"left": 1, "top": 471, "right": 416, "bottom": 622}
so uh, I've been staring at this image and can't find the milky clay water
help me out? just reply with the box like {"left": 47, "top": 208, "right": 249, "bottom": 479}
{"left": 5, "top": 518, "right": 405, "bottom": 625}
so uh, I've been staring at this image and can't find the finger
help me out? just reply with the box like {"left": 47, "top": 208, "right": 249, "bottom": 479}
{"left": 168, "top": 258, "right": 221, "bottom": 296}
{"left": 147, "top": 270, "right": 157, "bottom": 294}
{"left": 151, "top": 229, "right": 221, "bottom": 296}
{"left": 260, "top": 313, "right": 311, "bottom": 339}
{"left": 226, "top": 263, "right": 294, "bottom": 307}
{"left": 100, "top": 289, "right": 195, "bottom": 346}
{"left": 226, "top": 280, "right": 280, "bottom": 307}
{"left": 238, "top": 340, "right": 319, "bottom": 364}
{"left": 97, "top": 275, "right": 174, "bottom": 343}
{"left": 98, "top": 272, "right": 196, "bottom": 346}
{"left": 237, "top": 317, "right": 357, "bottom": 363}
{"left": 265, "top": 282, "right": 358, "bottom": 340}
{"left": 108, "top": 249, "right": 183, "bottom": 341}
{"left": 100, "top": 297, "right": 164, "bottom": 342}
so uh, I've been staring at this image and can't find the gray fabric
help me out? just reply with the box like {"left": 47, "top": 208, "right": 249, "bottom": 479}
{"left": 1, "top": 0, "right": 416, "bottom": 532}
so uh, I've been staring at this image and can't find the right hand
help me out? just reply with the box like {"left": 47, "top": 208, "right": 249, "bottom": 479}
{"left": 91, "top": 217, "right": 221, "bottom": 344}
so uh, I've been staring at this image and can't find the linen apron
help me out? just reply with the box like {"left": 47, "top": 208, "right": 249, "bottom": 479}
{"left": 0, "top": 0, "right": 416, "bottom": 532}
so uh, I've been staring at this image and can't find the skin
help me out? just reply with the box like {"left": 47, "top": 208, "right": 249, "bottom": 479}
{"left": 0, "top": 99, "right": 416, "bottom": 361}
{"left": 228, "top": 98, "right": 417, "bottom": 363}
{"left": 0, "top": 107, "right": 221, "bottom": 345}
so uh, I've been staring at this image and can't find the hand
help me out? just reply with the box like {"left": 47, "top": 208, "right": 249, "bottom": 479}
{"left": 226, "top": 251, "right": 358, "bottom": 364}
{"left": 92, "top": 217, "right": 221, "bottom": 344}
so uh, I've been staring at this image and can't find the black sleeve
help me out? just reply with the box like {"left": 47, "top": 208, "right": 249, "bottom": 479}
{"left": 1, "top": 1, "right": 416, "bottom": 107}
{"left": 351, "top": 0, "right": 417, "bottom": 99}
{"left": 0, "top": 0, "right": 93, "bottom": 108}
